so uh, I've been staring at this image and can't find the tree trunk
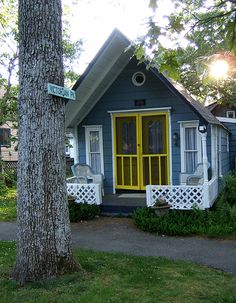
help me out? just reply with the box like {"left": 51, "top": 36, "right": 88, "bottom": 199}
{"left": 13, "top": 0, "right": 79, "bottom": 283}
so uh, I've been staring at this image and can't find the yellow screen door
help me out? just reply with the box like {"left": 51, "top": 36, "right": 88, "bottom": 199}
{"left": 114, "top": 115, "right": 140, "bottom": 189}
{"left": 140, "top": 113, "right": 169, "bottom": 188}
{"left": 114, "top": 112, "right": 169, "bottom": 190}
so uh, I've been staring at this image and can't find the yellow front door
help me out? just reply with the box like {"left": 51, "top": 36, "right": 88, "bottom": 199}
{"left": 114, "top": 112, "right": 170, "bottom": 190}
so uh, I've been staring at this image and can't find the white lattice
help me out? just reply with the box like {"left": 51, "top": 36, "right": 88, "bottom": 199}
{"left": 67, "top": 183, "right": 102, "bottom": 205}
{"left": 146, "top": 185, "right": 204, "bottom": 210}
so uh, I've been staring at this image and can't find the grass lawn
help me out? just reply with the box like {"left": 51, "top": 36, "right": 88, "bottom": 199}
{"left": 0, "top": 188, "right": 17, "bottom": 221}
{"left": 0, "top": 241, "right": 236, "bottom": 303}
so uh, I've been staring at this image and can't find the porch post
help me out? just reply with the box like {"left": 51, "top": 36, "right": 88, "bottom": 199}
{"left": 200, "top": 130, "right": 210, "bottom": 209}
{"left": 201, "top": 132, "right": 208, "bottom": 183}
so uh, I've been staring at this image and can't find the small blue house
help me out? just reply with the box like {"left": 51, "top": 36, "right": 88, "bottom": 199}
{"left": 66, "top": 29, "right": 233, "bottom": 210}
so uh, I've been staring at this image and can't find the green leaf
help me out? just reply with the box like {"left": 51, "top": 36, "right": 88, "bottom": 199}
{"left": 149, "top": 0, "right": 158, "bottom": 11}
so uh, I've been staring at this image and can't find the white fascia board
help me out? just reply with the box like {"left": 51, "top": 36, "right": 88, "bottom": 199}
{"left": 216, "top": 116, "right": 236, "bottom": 124}
{"left": 65, "top": 39, "right": 130, "bottom": 128}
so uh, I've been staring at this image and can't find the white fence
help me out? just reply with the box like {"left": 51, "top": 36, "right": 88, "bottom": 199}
{"left": 67, "top": 183, "right": 102, "bottom": 205}
{"left": 146, "top": 177, "right": 219, "bottom": 210}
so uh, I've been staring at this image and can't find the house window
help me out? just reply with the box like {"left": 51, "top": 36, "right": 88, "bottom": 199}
{"left": 226, "top": 111, "right": 235, "bottom": 119}
{"left": 180, "top": 122, "right": 201, "bottom": 173}
{"left": 84, "top": 126, "right": 104, "bottom": 174}
{"left": 0, "top": 128, "right": 11, "bottom": 147}
{"left": 132, "top": 72, "right": 146, "bottom": 86}
{"left": 65, "top": 135, "right": 74, "bottom": 157}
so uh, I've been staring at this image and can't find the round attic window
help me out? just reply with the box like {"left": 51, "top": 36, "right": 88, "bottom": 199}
{"left": 132, "top": 72, "right": 146, "bottom": 86}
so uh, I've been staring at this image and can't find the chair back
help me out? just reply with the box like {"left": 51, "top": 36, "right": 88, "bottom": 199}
{"left": 194, "top": 162, "right": 210, "bottom": 175}
{"left": 71, "top": 163, "right": 93, "bottom": 178}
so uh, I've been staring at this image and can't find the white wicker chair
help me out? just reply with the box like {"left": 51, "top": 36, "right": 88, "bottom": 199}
{"left": 180, "top": 162, "right": 210, "bottom": 185}
{"left": 67, "top": 163, "right": 104, "bottom": 195}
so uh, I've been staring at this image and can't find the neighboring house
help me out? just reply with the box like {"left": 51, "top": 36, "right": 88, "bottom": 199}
{"left": 207, "top": 101, "right": 236, "bottom": 171}
{"left": 65, "top": 29, "right": 233, "bottom": 209}
{"left": 0, "top": 123, "right": 18, "bottom": 162}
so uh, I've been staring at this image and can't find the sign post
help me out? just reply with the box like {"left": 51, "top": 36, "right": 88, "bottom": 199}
{"left": 47, "top": 83, "right": 76, "bottom": 101}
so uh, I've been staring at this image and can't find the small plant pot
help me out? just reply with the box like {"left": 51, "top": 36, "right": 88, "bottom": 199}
{"left": 68, "top": 196, "right": 76, "bottom": 204}
{"left": 153, "top": 204, "right": 171, "bottom": 216}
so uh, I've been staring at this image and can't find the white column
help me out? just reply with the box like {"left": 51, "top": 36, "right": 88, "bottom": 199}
{"left": 211, "top": 125, "right": 217, "bottom": 177}
{"left": 72, "top": 126, "right": 79, "bottom": 163}
{"left": 201, "top": 132, "right": 208, "bottom": 184}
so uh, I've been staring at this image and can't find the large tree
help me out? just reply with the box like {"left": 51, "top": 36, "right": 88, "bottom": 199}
{"left": 135, "top": 0, "right": 236, "bottom": 103}
{"left": 13, "top": 0, "right": 79, "bottom": 283}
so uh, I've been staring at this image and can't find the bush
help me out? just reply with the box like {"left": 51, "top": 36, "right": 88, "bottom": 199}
{"left": 0, "top": 178, "right": 7, "bottom": 196}
{"left": 4, "top": 169, "right": 17, "bottom": 188}
{"left": 133, "top": 206, "right": 236, "bottom": 237}
{"left": 68, "top": 201, "right": 100, "bottom": 222}
{"left": 218, "top": 174, "right": 236, "bottom": 206}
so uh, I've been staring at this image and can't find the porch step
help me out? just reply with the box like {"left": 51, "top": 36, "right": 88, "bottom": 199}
{"left": 99, "top": 204, "right": 143, "bottom": 216}
{"left": 100, "top": 194, "right": 146, "bottom": 216}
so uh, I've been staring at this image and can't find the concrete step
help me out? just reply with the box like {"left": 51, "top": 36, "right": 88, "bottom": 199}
{"left": 99, "top": 204, "right": 143, "bottom": 216}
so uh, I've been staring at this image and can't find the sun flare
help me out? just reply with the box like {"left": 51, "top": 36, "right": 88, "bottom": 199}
{"left": 210, "top": 60, "right": 229, "bottom": 79}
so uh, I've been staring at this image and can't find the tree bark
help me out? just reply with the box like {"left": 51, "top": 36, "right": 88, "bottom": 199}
{"left": 13, "top": 0, "right": 79, "bottom": 283}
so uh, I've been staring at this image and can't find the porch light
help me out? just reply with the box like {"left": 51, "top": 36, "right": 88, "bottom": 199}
{"left": 198, "top": 125, "right": 207, "bottom": 133}
{"left": 173, "top": 132, "right": 179, "bottom": 146}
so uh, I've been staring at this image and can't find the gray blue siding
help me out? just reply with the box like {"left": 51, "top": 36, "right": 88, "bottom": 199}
{"left": 77, "top": 58, "right": 204, "bottom": 193}
{"left": 220, "top": 128, "right": 230, "bottom": 175}
{"left": 221, "top": 122, "right": 236, "bottom": 171}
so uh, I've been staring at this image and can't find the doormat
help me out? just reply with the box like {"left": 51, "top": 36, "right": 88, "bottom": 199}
{"left": 118, "top": 193, "right": 146, "bottom": 198}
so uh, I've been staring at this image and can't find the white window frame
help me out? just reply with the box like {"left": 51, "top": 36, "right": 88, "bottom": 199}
{"left": 226, "top": 110, "right": 235, "bottom": 119}
{"left": 84, "top": 125, "right": 104, "bottom": 174}
{"left": 180, "top": 121, "right": 202, "bottom": 172}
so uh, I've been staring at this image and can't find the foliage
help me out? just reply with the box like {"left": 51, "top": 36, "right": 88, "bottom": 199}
{"left": 68, "top": 201, "right": 100, "bottom": 222}
{"left": 0, "top": 0, "right": 83, "bottom": 126}
{"left": 0, "top": 178, "right": 7, "bottom": 196}
{"left": 0, "top": 187, "right": 16, "bottom": 221}
{"left": 217, "top": 173, "right": 236, "bottom": 206}
{"left": 0, "top": 241, "right": 236, "bottom": 302}
{"left": 0, "top": 161, "right": 17, "bottom": 194}
{"left": 133, "top": 204, "right": 236, "bottom": 237}
{"left": 134, "top": 0, "right": 236, "bottom": 103}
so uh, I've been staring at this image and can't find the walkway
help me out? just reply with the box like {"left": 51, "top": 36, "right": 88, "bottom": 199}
{"left": 1, "top": 217, "right": 236, "bottom": 275}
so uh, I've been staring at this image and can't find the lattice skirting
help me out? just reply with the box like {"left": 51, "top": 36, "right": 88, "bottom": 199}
{"left": 67, "top": 183, "right": 102, "bottom": 205}
{"left": 146, "top": 185, "right": 205, "bottom": 210}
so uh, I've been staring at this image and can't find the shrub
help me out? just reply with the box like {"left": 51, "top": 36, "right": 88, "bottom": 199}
{"left": 218, "top": 174, "right": 236, "bottom": 206}
{"left": 4, "top": 169, "right": 17, "bottom": 188}
{"left": 133, "top": 206, "right": 236, "bottom": 237}
{"left": 0, "top": 178, "right": 7, "bottom": 196}
{"left": 68, "top": 201, "right": 100, "bottom": 222}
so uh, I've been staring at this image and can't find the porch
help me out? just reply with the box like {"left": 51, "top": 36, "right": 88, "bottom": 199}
{"left": 66, "top": 176, "right": 218, "bottom": 212}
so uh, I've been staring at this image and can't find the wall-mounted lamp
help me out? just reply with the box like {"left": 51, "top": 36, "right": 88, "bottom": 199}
{"left": 173, "top": 132, "right": 179, "bottom": 146}
{"left": 198, "top": 124, "right": 207, "bottom": 134}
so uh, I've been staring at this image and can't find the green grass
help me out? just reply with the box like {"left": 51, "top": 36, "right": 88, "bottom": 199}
{"left": 0, "top": 188, "right": 17, "bottom": 221}
{"left": 0, "top": 241, "right": 236, "bottom": 303}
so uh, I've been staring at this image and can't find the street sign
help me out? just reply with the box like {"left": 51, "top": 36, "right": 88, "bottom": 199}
{"left": 47, "top": 83, "right": 76, "bottom": 101}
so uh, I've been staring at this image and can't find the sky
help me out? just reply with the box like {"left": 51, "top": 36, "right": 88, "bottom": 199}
{"left": 63, "top": 0, "right": 175, "bottom": 73}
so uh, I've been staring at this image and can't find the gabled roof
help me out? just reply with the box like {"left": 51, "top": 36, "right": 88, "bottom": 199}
{"left": 65, "top": 28, "right": 221, "bottom": 128}
{"left": 206, "top": 101, "right": 218, "bottom": 112}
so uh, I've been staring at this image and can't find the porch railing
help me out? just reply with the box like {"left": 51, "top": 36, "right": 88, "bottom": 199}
{"left": 146, "top": 177, "right": 218, "bottom": 210}
{"left": 203, "top": 176, "right": 218, "bottom": 208}
{"left": 67, "top": 183, "right": 102, "bottom": 205}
